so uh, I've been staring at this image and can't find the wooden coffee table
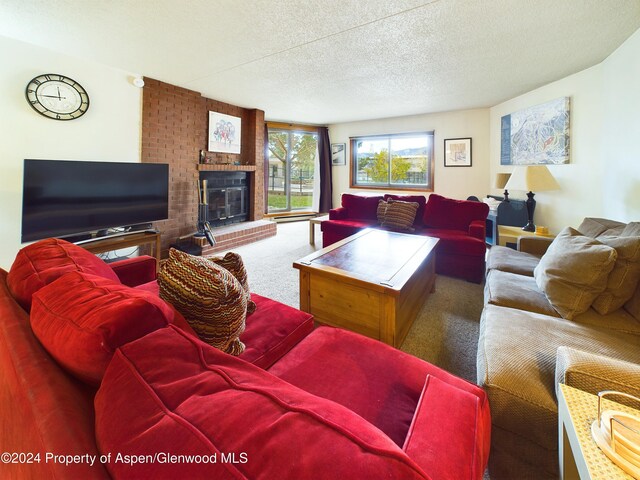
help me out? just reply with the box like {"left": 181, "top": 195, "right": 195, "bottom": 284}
{"left": 293, "top": 229, "right": 439, "bottom": 348}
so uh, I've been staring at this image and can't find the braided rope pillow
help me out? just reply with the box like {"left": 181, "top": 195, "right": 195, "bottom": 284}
{"left": 208, "top": 252, "right": 256, "bottom": 315}
{"left": 159, "top": 248, "right": 247, "bottom": 355}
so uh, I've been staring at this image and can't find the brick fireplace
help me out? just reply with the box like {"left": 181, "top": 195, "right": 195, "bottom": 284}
{"left": 140, "top": 78, "right": 274, "bottom": 257}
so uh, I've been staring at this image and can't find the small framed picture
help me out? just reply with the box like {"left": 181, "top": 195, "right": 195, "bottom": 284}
{"left": 331, "top": 143, "right": 346, "bottom": 166}
{"left": 444, "top": 138, "right": 472, "bottom": 167}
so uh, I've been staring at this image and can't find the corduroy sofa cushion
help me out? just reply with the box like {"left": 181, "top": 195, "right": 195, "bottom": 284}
{"left": 485, "top": 245, "right": 541, "bottom": 277}
{"left": 534, "top": 227, "right": 617, "bottom": 319}
{"left": 95, "top": 326, "right": 431, "bottom": 480}
{"left": 159, "top": 248, "right": 247, "bottom": 355}
{"left": 592, "top": 235, "right": 640, "bottom": 315}
{"left": 7, "top": 238, "right": 120, "bottom": 311}
{"left": 30, "top": 271, "right": 178, "bottom": 385}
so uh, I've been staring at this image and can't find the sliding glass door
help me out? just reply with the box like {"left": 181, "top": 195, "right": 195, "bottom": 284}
{"left": 267, "top": 128, "right": 318, "bottom": 213}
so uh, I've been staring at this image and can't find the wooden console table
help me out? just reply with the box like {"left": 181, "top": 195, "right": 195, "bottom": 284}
{"left": 79, "top": 231, "right": 161, "bottom": 263}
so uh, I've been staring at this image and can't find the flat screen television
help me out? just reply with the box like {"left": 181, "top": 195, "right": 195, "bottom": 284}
{"left": 22, "top": 159, "right": 169, "bottom": 242}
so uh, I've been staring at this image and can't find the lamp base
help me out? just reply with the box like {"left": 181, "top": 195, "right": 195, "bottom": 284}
{"left": 523, "top": 191, "right": 537, "bottom": 232}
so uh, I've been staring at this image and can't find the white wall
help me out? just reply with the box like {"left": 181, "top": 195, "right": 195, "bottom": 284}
{"left": 328, "top": 108, "right": 490, "bottom": 207}
{"left": 0, "top": 35, "right": 142, "bottom": 270}
{"left": 488, "top": 27, "right": 640, "bottom": 233}
{"left": 601, "top": 28, "right": 640, "bottom": 221}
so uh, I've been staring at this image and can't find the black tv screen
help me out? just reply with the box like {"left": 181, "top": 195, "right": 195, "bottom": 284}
{"left": 22, "top": 159, "right": 169, "bottom": 242}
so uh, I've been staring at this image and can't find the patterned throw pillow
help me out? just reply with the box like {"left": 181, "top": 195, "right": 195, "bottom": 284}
{"left": 208, "top": 252, "right": 256, "bottom": 314}
{"left": 381, "top": 200, "right": 419, "bottom": 232}
{"left": 376, "top": 200, "right": 390, "bottom": 224}
{"left": 158, "top": 248, "right": 247, "bottom": 355}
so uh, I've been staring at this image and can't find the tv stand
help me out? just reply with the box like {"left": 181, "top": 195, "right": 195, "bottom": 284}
{"left": 77, "top": 231, "right": 161, "bottom": 263}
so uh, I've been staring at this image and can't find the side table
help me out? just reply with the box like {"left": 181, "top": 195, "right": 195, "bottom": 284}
{"left": 558, "top": 383, "right": 637, "bottom": 479}
{"left": 309, "top": 214, "right": 329, "bottom": 244}
{"left": 498, "top": 225, "right": 555, "bottom": 248}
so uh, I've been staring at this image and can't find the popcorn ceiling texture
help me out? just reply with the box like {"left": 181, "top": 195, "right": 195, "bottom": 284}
{"left": 0, "top": 1, "right": 638, "bottom": 124}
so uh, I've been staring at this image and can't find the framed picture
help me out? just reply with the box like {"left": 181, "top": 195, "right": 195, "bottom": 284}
{"left": 444, "top": 137, "right": 472, "bottom": 167}
{"left": 331, "top": 143, "right": 346, "bottom": 166}
{"left": 208, "top": 111, "right": 241, "bottom": 154}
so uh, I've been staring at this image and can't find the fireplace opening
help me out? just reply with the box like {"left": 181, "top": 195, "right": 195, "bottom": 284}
{"left": 200, "top": 171, "right": 249, "bottom": 227}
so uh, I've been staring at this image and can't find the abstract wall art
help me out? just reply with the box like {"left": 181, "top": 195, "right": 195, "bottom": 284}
{"left": 500, "top": 97, "right": 570, "bottom": 165}
{"left": 208, "top": 111, "right": 242, "bottom": 154}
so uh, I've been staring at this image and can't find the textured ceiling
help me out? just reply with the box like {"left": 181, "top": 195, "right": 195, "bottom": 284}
{"left": 1, "top": 0, "right": 639, "bottom": 124}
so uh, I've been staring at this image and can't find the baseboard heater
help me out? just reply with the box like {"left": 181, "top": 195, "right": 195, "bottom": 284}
{"left": 273, "top": 214, "right": 317, "bottom": 223}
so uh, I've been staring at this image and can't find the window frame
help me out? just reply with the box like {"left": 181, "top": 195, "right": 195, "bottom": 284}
{"left": 349, "top": 131, "right": 435, "bottom": 192}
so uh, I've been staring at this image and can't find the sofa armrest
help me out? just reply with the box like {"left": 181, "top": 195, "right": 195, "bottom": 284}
{"left": 468, "top": 219, "right": 486, "bottom": 241}
{"left": 518, "top": 236, "right": 553, "bottom": 256}
{"left": 555, "top": 347, "right": 640, "bottom": 399}
{"left": 329, "top": 207, "right": 348, "bottom": 220}
{"left": 403, "top": 375, "right": 489, "bottom": 480}
{"left": 109, "top": 255, "right": 157, "bottom": 287}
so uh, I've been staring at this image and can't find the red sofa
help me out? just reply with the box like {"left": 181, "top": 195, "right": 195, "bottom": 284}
{"left": 0, "top": 238, "right": 491, "bottom": 479}
{"left": 322, "top": 193, "right": 489, "bottom": 283}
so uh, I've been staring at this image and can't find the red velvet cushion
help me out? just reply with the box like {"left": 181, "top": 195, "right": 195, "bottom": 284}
{"left": 7, "top": 238, "right": 120, "bottom": 311}
{"left": 384, "top": 194, "right": 427, "bottom": 227}
{"left": 30, "top": 272, "right": 178, "bottom": 385}
{"left": 268, "top": 327, "right": 489, "bottom": 448}
{"left": 341, "top": 193, "right": 384, "bottom": 220}
{"left": 418, "top": 228, "right": 488, "bottom": 256}
{"left": 239, "top": 293, "right": 314, "bottom": 368}
{"left": 423, "top": 194, "right": 489, "bottom": 231}
{"left": 94, "top": 326, "right": 430, "bottom": 479}
{"left": 404, "top": 375, "right": 489, "bottom": 480}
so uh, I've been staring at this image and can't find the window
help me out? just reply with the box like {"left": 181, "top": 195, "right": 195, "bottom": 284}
{"left": 350, "top": 132, "right": 434, "bottom": 191}
{"left": 267, "top": 126, "right": 318, "bottom": 213}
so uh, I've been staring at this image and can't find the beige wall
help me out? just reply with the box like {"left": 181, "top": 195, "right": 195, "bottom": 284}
{"left": 0, "top": 35, "right": 142, "bottom": 270}
{"left": 488, "top": 27, "right": 640, "bottom": 233}
{"left": 601, "top": 28, "right": 640, "bottom": 221}
{"left": 328, "top": 108, "right": 490, "bottom": 207}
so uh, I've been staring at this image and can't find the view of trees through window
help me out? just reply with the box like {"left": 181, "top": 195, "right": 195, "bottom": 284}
{"left": 351, "top": 133, "right": 433, "bottom": 190}
{"left": 267, "top": 128, "right": 317, "bottom": 212}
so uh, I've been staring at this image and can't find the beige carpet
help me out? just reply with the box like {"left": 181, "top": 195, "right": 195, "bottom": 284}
{"left": 224, "top": 220, "right": 484, "bottom": 383}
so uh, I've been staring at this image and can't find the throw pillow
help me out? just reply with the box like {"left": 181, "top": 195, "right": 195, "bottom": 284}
{"left": 7, "top": 238, "right": 120, "bottom": 311}
{"left": 383, "top": 194, "right": 426, "bottom": 227}
{"left": 622, "top": 222, "right": 640, "bottom": 237}
{"left": 592, "top": 236, "right": 640, "bottom": 315}
{"left": 208, "top": 252, "right": 256, "bottom": 314}
{"left": 158, "top": 248, "right": 247, "bottom": 355}
{"left": 30, "top": 271, "right": 177, "bottom": 385}
{"left": 376, "top": 199, "right": 390, "bottom": 225}
{"left": 380, "top": 200, "right": 419, "bottom": 232}
{"left": 534, "top": 227, "right": 617, "bottom": 320}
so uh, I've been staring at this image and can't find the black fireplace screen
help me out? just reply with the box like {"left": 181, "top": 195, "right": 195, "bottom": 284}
{"left": 200, "top": 171, "right": 249, "bottom": 226}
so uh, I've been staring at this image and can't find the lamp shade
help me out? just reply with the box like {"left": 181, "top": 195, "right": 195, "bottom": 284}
{"left": 494, "top": 173, "right": 511, "bottom": 189}
{"left": 504, "top": 165, "right": 560, "bottom": 192}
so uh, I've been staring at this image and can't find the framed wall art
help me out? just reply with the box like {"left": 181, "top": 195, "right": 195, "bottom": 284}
{"left": 500, "top": 96, "right": 570, "bottom": 165}
{"left": 444, "top": 138, "right": 472, "bottom": 167}
{"left": 331, "top": 143, "right": 346, "bottom": 166}
{"left": 208, "top": 111, "right": 241, "bottom": 154}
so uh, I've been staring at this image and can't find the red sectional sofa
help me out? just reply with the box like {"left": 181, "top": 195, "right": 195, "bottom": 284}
{"left": 322, "top": 193, "right": 489, "bottom": 283}
{"left": 0, "top": 238, "right": 491, "bottom": 479}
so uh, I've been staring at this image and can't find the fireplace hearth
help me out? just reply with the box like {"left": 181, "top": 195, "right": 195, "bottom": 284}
{"left": 200, "top": 171, "right": 249, "bottom": 226}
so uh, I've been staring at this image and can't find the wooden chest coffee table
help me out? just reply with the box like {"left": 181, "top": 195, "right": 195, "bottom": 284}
{"left": 293, "top": 229, "right": 439, "bottom": 348}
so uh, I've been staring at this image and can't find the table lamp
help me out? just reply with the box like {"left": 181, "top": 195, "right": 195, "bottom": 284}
{"left": 504, "top": 165, "right": 560, "bottom": 232}
{"left": 495, "top": 173, "right": 511, "bottom": 202}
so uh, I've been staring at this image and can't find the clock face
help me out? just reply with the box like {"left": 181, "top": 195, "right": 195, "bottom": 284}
{"left": 25, "top": 74, "right": 89, "bottom": 120}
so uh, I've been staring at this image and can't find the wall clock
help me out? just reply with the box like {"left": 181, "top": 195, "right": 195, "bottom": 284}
{"left": 25, "top": 73, "right": 89, "bottom": 120}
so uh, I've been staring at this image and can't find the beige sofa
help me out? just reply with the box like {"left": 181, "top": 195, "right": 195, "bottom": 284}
{"left": 477, "top": 218, "right": 640, "bottom": 479}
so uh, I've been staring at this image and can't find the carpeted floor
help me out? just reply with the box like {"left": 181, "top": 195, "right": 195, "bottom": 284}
{"left": 224, "top": 220, "right": 485, "bottom": 383}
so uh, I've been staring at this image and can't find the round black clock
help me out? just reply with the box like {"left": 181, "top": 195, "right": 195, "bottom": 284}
{"left": 25, "top": 74, "right": 89, "bottom": 120}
